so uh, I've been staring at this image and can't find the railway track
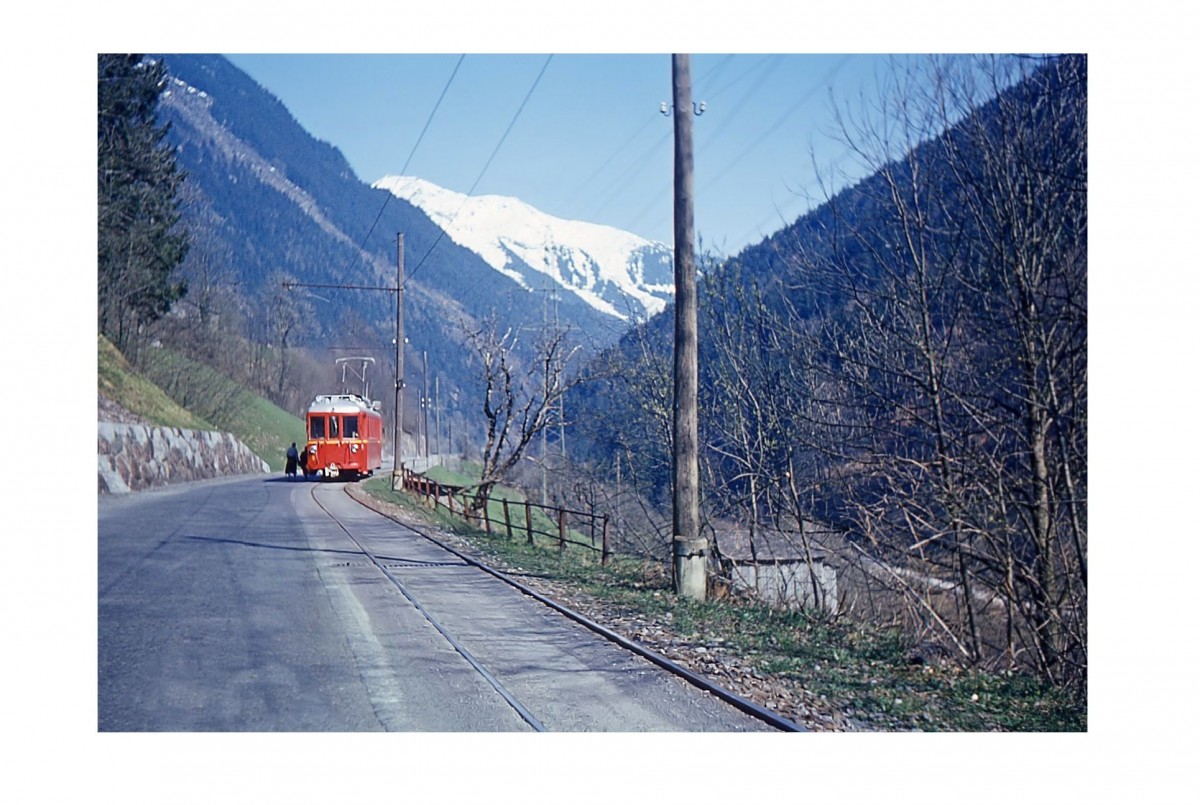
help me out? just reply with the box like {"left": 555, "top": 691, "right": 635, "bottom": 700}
{"left": 311, "top": 482, "right": 801, "bottom": 732}
{"left": 309, "top": 483, "right": 546, "bottom": 730}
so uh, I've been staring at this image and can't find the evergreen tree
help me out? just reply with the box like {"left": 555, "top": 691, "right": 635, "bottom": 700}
{"left": 98, "top": 54, "right": 188, "bottom": 355}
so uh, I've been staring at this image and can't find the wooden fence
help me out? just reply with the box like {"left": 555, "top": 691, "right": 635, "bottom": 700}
{"left": 398, "top": 467, "right": 611, "bottom": 564}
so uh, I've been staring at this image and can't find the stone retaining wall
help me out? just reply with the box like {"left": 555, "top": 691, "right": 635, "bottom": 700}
{"left": 98, "top": 422, "right": 270, "bottom": 494}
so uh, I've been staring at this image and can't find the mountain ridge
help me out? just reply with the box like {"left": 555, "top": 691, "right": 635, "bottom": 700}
{"left": 149, "top": 54, "right": 634, "bottom": 440}
{"left": 376, "top": 175, "right": 675, "bottom": 322}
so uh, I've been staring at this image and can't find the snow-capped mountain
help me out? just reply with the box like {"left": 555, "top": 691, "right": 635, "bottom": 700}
{"left": 375, "top": 176, "right": 674, "bottom": 322}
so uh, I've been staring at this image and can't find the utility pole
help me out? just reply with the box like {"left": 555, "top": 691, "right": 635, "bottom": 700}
{"left": 541, "top": 286, "right": 548, "bottom": 504}
{"left": 553, "top": 290, "right": 566, "bottom": 461}
{"left": 434, "top": 375, "right": 442, "bottom": 459}
{"left": 393, "top": 233, "right": 405, "bottom": 489}
{"left": 280, "top": 240, "right": 405, "bottom": 489}
{"left": 668, "top": 54, "right": 705, "bottom": 601}
{"left": 422, "top": 349, "right": 430, "bottom": 460}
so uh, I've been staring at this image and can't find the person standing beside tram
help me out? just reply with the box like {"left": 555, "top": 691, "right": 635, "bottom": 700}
{"left": 285, "top": 442, "right": 299, "bottom": 479}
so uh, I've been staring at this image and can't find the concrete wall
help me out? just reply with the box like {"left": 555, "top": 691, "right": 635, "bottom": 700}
{"left": 729, "top": 560, "right": 839, "bottom": 614}
{"left": 98, "top": 422, "right": 269, "bottom": 494}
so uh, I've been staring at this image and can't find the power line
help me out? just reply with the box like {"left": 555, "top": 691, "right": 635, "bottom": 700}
{"left": 606, "top": 56, "right": 785, "bottom": 243}
{"left": 695, "top": 54, "right": 735, "bottom": 88}
{"left": 343, "top": 55, "right": 465, "bottom": 276}
{"left": 554, "top": 112, "right": 657, "bottom": 217}
{"left": 730, "top": 141, "right": 861, "bottom": 247}
{"left": 555, "top": 56, "right": 735, "bottom": 221}
{"left": 578, "top": 127, "right": 670, "bottom": 227}
{"left": 705, "top": 53, "right": 775, "bottom": 99}
{"left": 700, "top": 55, "right": 785, "bottom": 145}
{"left": 403, "top": 54, "right": 554, "bottom": 287}
{"left": 623, "top": 55, "right": 856, "bottom": 251}
{"left": 700, "top": 55, "right": 853, "bottom": 198}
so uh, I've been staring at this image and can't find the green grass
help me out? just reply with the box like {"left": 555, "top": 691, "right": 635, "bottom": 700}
{"left": 98, "top": 335, "right": 213, "bottom": 430}
{"left": 424, "top": 463, "right": 479, "bottom": 487}
{"left": 367, "top": 475, "right": 599, "bottom": 558}
{"left": 362, "top": 475, "right": 1086, "bottom": 732}
{"left": 120, "top": 343, "right": 305, "bottom": 472}
{"left": 221, "top": 392, "right": 306, "bottom": 472}
{"left": 101, "top": 336, "right": 343, "bottom": 473}
{"left": 406, "top": 464, "right": 595, "bottom": 549}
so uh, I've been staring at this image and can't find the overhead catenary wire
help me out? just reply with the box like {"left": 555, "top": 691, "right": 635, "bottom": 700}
{"left": 386, "top": 55, "right": 857, "bottom": 332}
{"left": 339, "top": 55, "right": 466, "bottom": 280}
{"left": 402, "top": 54, "right": 555, "bottom": 288}
{"left": 317, "top": 54, "right": 865, "bottom": 311}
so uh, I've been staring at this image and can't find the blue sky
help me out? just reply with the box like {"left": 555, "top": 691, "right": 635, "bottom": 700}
{"left": 225, "top": 53, "right": 892, "bottom": 254}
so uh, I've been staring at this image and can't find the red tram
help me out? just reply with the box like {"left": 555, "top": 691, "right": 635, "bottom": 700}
{"left": 303, "top": 393, "right": 383, "bottom": 480}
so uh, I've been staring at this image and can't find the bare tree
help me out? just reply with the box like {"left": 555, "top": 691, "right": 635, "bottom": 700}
{"left": 652, "top": 55, "right": 1087, "bottom": 686}
{"left": 463, "top": 316, "right": 584, "bottom": 512}
{"left": 933, "top": 54, "right": 1088, "bottom": 681}
{"left": 777, "top": 54, "right": 1087, "bottom": 684}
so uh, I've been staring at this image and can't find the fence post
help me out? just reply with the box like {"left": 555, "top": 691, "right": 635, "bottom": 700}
{"left": 525, "top": 501, "right": 534, "bottom": 546}
{"left": 503, "top": 499, "right": 513, "bottom": 540}
{"left": 558, "top": 509, "right": 567, "bottom": 555}
{"left": 448, "top": 490, "right": 455, "bottom": 517}
{"left": 602, "top": 516, "right": 610, "bottom": 566}
{"left": 483, "top": 497, "right": 492, "bottom": 533}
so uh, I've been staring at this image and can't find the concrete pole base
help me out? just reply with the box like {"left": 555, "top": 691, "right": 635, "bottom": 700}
{"left": 673, "top": 536, "right": 708, "bottom": 601}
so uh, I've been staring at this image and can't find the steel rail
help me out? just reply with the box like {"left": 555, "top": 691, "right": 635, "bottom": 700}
{"left": 347, "top": 485, "right": 804, "bottom": 732}
{"left": 309, "top": 485, "right": 547, "bottom": 732}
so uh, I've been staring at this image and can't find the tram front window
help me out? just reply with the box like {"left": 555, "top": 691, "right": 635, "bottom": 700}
{"left": 330, "top": 416, "right": 340, "bottom": 439}
{"left": 309, "top": 416, "right": 326, "bottom": 439}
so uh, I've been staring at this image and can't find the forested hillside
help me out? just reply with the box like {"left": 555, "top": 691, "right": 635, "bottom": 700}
{"left": 145, "top": 54, "right": 610, "bottom": 438}
{"left": 568, "top": 55, "right": 1087, "bottom": 689}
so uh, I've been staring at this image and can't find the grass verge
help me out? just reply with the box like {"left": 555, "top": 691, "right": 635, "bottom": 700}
{"left": 98, "top": 335, "right": 213, "bottom": 430}
{"left": 361, "top": 476, "right": 1085, "bottom": 732}
{"left": 135, "top": 346, "right": 305, "bottom": 471}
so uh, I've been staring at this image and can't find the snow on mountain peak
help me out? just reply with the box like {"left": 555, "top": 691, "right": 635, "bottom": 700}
{"left": 374, "top": 175, "right": 674, "bottom": 321}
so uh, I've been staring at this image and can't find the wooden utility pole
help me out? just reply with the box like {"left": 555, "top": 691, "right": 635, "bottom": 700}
{"left": 393, "top": 233, "right": 406, "bottom": 489}
{"left": 434, "top": 375, "right": 441, "bottom": 458}
{"left": 422, "top": 349, "right": 430, "bottom": 459}
{"left": 670, "top": 54, "right": 705, "bottom": 600}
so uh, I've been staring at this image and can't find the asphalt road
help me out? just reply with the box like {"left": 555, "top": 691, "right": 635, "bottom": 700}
{"left": 98, "top": 473, "right": 772, "bottom": 732}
